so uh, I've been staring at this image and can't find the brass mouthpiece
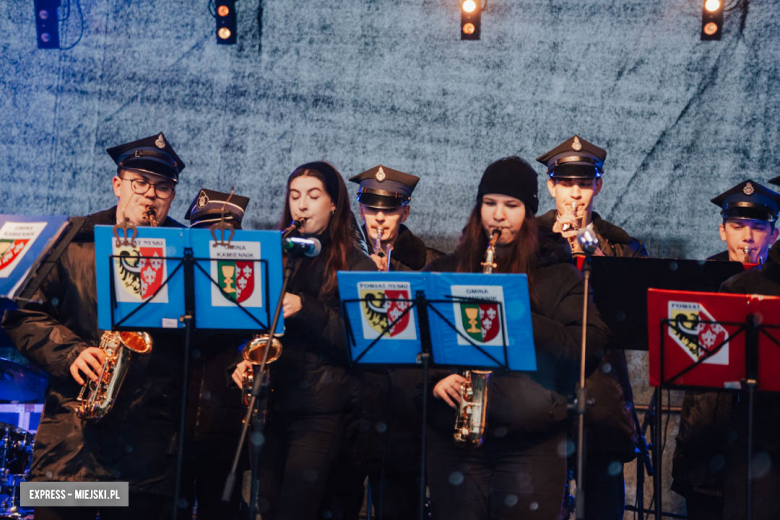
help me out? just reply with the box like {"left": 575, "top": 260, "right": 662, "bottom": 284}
{"left": 145, "top": 208, "right": 158, "bottom": 227}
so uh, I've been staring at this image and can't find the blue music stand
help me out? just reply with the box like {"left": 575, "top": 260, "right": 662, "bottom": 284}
{"left": 0, "top": 215, "right": 71, "bottom": 302}
{"left": 95, "top": 224, "right": 285, "bottom": 520}
{"left": 95, "top": 226, "right": 284, "bottom": 334}
{"left": 338, "top": 270, "right": 536, "bottom": 520}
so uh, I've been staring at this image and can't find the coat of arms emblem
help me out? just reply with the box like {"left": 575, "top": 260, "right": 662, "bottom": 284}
{"left": 218, "top": 260, "right": 254, "bottom": 303}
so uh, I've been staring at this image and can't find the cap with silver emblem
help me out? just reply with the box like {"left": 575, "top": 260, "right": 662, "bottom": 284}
{"left": 535, "top": 135, "right": 607, "bottom": 179}
{"left": 348, "top": 165, "right": 420, "bottom": 209}
{"left": 106, "top": 132, "right": 185, "bottom": 183}
{"left": 185, "top": 188, "right": 250, "bottom": 229}
{"left": 710, "top": 180, "right": 780, "bottom": 223}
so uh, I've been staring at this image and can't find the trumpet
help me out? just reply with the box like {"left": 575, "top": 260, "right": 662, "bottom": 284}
{"left": 454, "top": 229, "right": 501, "bottom": 446}
{"left": 241, "top": 334, "right": 283, "bottom": 406}
{"left": 560, "top": 201, "right": 580, "bottom": 232}
{"left": 741, "top": 246, "right": 753, "bottom": 264}
{"left": 373, "top": 226, "right": 393, "bottom": 272}
{"left": 76, "top": 331, "right": 152, "bottom": 420}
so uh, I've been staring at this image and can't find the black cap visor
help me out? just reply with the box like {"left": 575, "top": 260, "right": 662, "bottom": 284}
{"left": 722, "top": 204, "right": 777, "bottom": 223}
{"left": 119, "top": 157, "right": 179, "bottom": 183}
{"left": 549, "top": 163, "right": 602, "bottom": 179}
{"left": 356, "top": 189, "right": 409, "bottom": 209}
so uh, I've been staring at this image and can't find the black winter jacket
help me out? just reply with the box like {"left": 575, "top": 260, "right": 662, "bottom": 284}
{"left": 422, "top": 231, "right": 612, "bottom": 438}
{"left": 539, "top": 209, "right": 644, "bottom": 460}
{"left": 673, "top": 241, "right": 780, "bottom": 498}
{"left": 1, "top": 207, "right": 185, "bottom": 495}
{"left": 270, "top": 231, "right": 376, "bottom": 416}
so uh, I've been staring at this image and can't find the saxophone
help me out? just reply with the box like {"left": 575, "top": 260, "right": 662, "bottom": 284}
{"left": 76, "top": 331, "right": 152, "bottom": 420}
{"left": 77, "top": 207, "right": 158, "bottom": 421}
{"left": 453, "top": 229, "right": 500, "bottom": 446}
{"left": 241, "top": 334, "right": 283, "bottom": 406}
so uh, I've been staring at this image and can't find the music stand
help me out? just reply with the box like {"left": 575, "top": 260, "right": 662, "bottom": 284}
{"left": 589, "top": 257, "right": 749, "bottom": 516}
{"left": 338, "top": 271, "right": 536, "bottom": 520}
{"left": 648, "top": 288, "right": 780, "bottom": 520}
{"left": 95, "top": 225, "right": 284, "bottom": 519}
{"left": 0, "top": 215, "right": 71, "bottom": 303}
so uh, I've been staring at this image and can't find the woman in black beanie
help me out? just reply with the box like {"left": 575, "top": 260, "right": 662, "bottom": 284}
{"left": 423, "top": 156, "right": 611, "bottom": 520}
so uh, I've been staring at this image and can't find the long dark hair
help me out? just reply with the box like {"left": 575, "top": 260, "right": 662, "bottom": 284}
{"left": 279, "top": 162, "right": 361, "bottom": 296}
{"left": 455, "top": 198, "right": 540, "bottom": 305}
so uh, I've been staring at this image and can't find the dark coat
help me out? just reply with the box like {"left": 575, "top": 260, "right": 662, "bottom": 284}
{"left": 1, "top": 207, "right": 185, "bottom": 496}
{"left": 270, "top": 231, "right": 376, "bottom": 417}
{"left": 422, "top": 231, "right": 612, "bottom": 438}
{"left": 364, "top": 224, "right": 444, "bottom": 272}
{"left": 538, "top": 209, "right": 643, "bottom": 460}
{"left": 537, "top": 210, "right": 648, "bottom": 258}
{"left": 673, "top": 241, "right": 780, "bottom": 500}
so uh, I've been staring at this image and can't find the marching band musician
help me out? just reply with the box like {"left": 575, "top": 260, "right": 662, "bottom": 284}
{"left": 672, "top": 179, "right": 780, "bottom": 520}
{"left": 536, "top": 135, "right": 645, "bottom": 520}
{"left": 231, "top": 162, "right": 375, "bottom": 520}
{"left": 181, "top": 189, "right": 252, "bottom": 520}
{"left": 1, "top": 133, "right": 187, "bottom": 519}
{"left": 706, "top": 180, "right": 780, "bottom": 263}
{"left": 349, "top": 164, "right": 442, "bottom": 271}
{"left": 320, "top": 166, "right": 443, "bottom": 520}
{"left": 423, "top": 156, "right": 611, "bottom": 520}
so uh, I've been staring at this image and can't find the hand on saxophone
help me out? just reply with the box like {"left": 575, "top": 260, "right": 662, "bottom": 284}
{"left": 70, "top": 347, "right": 107, "bottom": 385}
{"left": 232, "top": 360, "right": 252, "bottom": 390}
{"left": 433, "top": 373, "right": 469, "bottom": 409}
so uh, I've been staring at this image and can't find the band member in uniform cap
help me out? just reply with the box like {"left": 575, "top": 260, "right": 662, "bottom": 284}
{"left": 320, "top": 166, "right": 442, "bottom": 519}
{"left": 672, "top": 179, "right": 780, "bottom": 520}
{"left": 705, "top": 180, "right": 780, "bottom": 263}
{"left": 349, "top": 164, "right": 442, "bottom": 271}
{"left": 185, "top": 188, "right": 251, "bottom": 229}
{"left": 2, "top": 133, "right": 187, "bottom": 520}
{"left": 536, "top": 135, "right": 645, "bottom": 520}
{"left": 181, "top": 189, "right": 251, "bottom": 520}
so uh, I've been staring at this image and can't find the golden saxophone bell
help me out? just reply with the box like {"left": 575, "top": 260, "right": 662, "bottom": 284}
{"left": 76, "top": 331, "right": 152, "bottom": 421}
{"left": 241, "top": 334, "right": 282, "bottom": 406}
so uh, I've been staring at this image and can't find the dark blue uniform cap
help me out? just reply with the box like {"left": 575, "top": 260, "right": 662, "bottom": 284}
{"left": 106, "top": 132, "right": 185, "bottom": 183}
{"left": 535, "top": 135, "right": 607, "bottom": 179}
{"left": 185, "top": 188, "right": 250, "bottom": 229}
{"left": 348, "top": 165, "right": 420, "bottom": 209}
{"left": 770, "top": 175, "right": 780, "bottom": 187}
{"left": 710, "top": 180, "right": 780, "bottom": 223}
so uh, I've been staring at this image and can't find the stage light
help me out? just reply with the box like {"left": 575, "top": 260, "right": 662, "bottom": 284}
{"left": 701, "top": 0, "right": 723, "bottom": 40}
{"left": 704, "top": 0, "right": 720, "bottom": 11}
{"left": 34, "top": 0, "right": 61, "bottom": 49}
{"left": 461, "top": 0, "right": 482, "bottom": 40}
{"left": 216, "top": 0, "right": 236, "bottom": 45}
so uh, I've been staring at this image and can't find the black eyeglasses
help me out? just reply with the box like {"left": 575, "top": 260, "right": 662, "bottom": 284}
{"left": 119, "top": 176, "right": 175, "bottom": 199}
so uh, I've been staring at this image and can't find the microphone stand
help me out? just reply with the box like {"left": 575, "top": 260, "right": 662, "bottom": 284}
{"left": 574, "top": 228, "right": 598, "bottom": 520}
{"left": 222, "top": 250, "right": 297, "bottom": 520}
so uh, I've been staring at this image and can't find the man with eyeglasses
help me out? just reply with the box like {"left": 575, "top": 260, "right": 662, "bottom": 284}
{"left": 2, "top": 133, "right": 189, "bottom": 519}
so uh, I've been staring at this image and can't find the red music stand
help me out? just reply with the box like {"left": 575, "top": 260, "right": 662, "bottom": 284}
{"left": 647, "top": 289, "right": 780, "bottom": 520}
